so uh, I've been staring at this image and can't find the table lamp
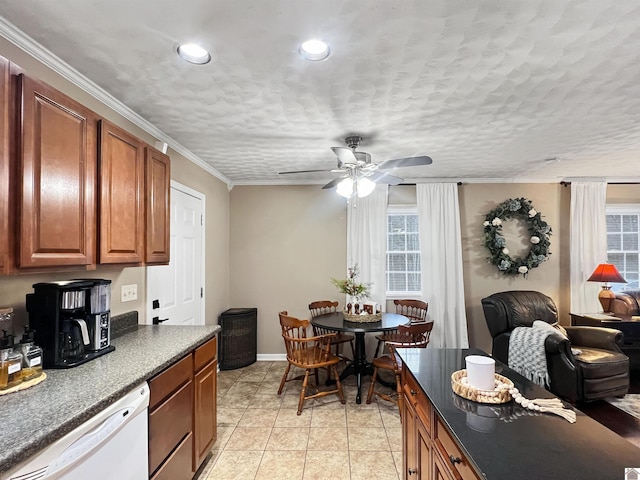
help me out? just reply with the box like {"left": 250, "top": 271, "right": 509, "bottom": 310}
{"left": 587, "top": 263, "right": 627, "bottom": 313}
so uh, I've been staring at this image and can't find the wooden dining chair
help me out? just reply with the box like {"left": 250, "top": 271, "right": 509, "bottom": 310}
{"left": 277, "top": 311, "right": 346, "bottom": 415}
{"left": 309, "top": 300, "right": 355, "bottom": 361}
{"left": 366, "top": 322, "right": 432, "bottom": 420}
{"left": 373, "top": 299, "right": 429, "bottom": 357}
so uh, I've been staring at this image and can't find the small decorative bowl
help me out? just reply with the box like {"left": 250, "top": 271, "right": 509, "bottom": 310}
{"left": 451, "top": 369, "right": 513, "bottom": 404}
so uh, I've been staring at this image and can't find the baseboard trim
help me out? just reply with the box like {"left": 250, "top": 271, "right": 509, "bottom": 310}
{"left": 257, "top": 354, "right": 287, "bottom": 361}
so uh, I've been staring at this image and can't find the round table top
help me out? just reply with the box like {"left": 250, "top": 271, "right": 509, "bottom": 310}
{"left": 310, "top": 311, "right": 410, "bottom": 333}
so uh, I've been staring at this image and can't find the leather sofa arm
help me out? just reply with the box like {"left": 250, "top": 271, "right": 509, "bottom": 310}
{"left": 565, "top": 326, "right": 624, "bottom": 353}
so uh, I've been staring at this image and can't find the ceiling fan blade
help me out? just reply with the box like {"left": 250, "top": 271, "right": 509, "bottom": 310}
{"left": 321, "top": 177, "right": 345, "bottom": 189}
{"left": 369, "top": 171, "right": 404, "bottom": 185}
{"left": 278, "top": 169, "right": 331, "bottom": 175}
{"left": 378, "top": 156, "right": 433, "bottom": 170}
{"left": 331, "top": 147, "right": 357, "bottom": 164}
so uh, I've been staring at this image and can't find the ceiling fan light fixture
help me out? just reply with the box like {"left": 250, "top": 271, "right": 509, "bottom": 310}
{"left": 357, "top": 177, "right": 376, "bottom": 197}
{"left": 299, "top": 39, "right": 331, "bottom": 61}
{"left": 336, "top": 178, "right": 354, "bottom": 198}
{"left": 177, "top": 43, "right": 211, "bottom": 65}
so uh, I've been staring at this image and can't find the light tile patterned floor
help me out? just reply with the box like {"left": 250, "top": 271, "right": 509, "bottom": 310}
{"left": 197, "top": 361, "right": 402, "bottom": 480}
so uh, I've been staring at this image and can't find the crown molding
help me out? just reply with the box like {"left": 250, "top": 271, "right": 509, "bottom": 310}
{"left": 0, "top": 16, "right": 230, "bottom": 185}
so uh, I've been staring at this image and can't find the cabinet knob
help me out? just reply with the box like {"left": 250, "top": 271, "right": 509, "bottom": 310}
{"left": 408, "top": 468, "right": 417, "bottom": 475}
{"left": 449, "top": 455, "right": 462, "bottom": 465}
{"left": 410, "top": 389, "right": 417, "bottom": 396}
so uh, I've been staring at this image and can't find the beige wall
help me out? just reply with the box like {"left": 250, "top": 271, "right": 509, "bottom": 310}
{"left": 0, "top": 39, "right": 230, "bottom": 329}
{"left": 229, "top": 186, "right": 347, "bottom": 355}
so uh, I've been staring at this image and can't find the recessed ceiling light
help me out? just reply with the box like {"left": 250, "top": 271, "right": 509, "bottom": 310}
{"left": 299, "top": 39, "right": 331, "bottom": 61}
{"left": 177, "top": 43, "right": 211, "bottom": 65}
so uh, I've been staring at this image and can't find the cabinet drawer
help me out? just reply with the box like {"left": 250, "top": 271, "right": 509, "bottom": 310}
{"left": 403, "top": 371, "right": 431, "bottom": 434}
{"left": 151, "top": 431, "right": 193, "bottom": 480}
{"left": 194, "top": 336, "right": 217, "bottom": 372}
{"left": 149, "top": 354, "right": 193, "bottom": 410}
{"left": 149, "top": 380, "right": 193, "bottom": 475}
{"left": 434, "top": 417, "right": 479, "bottom": 480}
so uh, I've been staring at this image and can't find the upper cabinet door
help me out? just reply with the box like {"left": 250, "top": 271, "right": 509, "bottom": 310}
{"left": 0, "top": 57, "right": 9, "bottom": 274}
{"left": 98, "top": 119, "right": 145, "bottom": 264}
{"left": 18, "top": 74, "right": 97, "bottom": 268}
{"left": 145, "top": 147, "right": 170, "bottom": 264}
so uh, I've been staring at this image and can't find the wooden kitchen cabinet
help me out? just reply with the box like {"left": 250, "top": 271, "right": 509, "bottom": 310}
{"left": 0, "top": 56, "right": 9, "bottom": 274}
{"left": 148, "top": 335, "right": 217, "bottom": 479}
{"left": 193, "top": 336, "right": 217, "bottom": 471}
{"left": 402, "top": 369, "right": 478, "bottom": 480}
{"left": 149, "top": 354, "right": 194, "bottom": 478}
{"left": 145, "top": 146, "right": 170, "bottom": 264}
{"left": 17, "top": 74, "right": 97, "bottom": 268}
{"left": 98, "top": 119, "right": 145, "bottom": 264}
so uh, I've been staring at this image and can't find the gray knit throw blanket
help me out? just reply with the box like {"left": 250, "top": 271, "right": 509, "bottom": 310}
{"left": 508, "top": 321, "right": 558, "bottom": 387}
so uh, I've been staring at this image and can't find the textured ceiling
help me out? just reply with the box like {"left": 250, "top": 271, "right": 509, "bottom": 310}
{"left": 2, "top": 1, "right": 640, "bottom": 185}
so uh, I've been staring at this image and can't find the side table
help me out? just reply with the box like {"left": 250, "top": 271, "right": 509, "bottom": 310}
{"left": 570, "top": 312, "right": 640, "bottom": 369}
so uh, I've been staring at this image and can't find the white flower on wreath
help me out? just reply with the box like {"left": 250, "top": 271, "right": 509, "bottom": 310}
{"left": 483, "top": 221, "right": 490, "bottom": 227}
{"left": 528, "top": 208, "right": 537, "bottom": 218}
{"left": 530, "top": 236, "right": 540, "bottom": 244}
{"left": 491, "top": 217, "right": 502, "bottom": 226}
{"left": 518, "top": 266, "right": 528, "bottom": 274}
{"left": 502, "top": 248, "right": 509, "bottom": 255}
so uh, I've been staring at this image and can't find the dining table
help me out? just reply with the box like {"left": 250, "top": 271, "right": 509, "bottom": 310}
{"left": 310, "top": 311, "right": 410, "bottom": 403}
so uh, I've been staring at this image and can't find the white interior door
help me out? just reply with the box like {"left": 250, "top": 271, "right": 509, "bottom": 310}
{"left": 147, "top": 182, "right": 204, "bottom": 326}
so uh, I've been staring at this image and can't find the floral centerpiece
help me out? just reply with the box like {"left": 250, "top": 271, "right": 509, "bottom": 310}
{"left": 330, "top": 265, "right": 381, "bottom": 322}
{"left": 330, "top": 265, "right": 371, "bottom": 303}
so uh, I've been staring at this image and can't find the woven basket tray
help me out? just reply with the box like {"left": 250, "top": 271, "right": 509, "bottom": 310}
{"left": 451, "top": 369, "right": 513, "bottom": 404}
{"left": 343, "top": 311, "right": 382, "bottom": 323}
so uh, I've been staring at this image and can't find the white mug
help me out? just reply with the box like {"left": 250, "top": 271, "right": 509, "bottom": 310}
{"left": 465, "top": 355, "right": 496, "bottom": 391}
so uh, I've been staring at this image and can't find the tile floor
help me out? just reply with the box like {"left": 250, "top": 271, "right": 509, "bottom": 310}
{"left": 197, "top": 360, "right": 402, "bottom": 480}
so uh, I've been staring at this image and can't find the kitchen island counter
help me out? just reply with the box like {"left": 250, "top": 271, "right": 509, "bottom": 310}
{"left": 398, "top": 348, "right": 640, "bottom": 479}
{"left": 0, "top": 314, "right": 219, "bottom": 474}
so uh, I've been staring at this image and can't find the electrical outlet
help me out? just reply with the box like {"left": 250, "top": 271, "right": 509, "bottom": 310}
{"left": 121, "top": 284, "right": 138, "bottom": 302}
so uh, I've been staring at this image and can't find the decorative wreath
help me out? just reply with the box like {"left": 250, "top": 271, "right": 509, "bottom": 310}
{"left": 482, "top": 197, "right": 552, "bottom": 277}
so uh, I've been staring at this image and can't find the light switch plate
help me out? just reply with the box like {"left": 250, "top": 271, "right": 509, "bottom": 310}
{"left": 121, "top": 284, "right": 138, "bottom": 302}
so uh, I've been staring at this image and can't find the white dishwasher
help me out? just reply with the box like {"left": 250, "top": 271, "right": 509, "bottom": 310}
{"left": 4, "top": 383, "right": 149, "bottom": 480}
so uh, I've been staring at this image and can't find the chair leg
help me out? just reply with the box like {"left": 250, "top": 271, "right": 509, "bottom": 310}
{"left": 366, "top": 366, "right": 379, "bottom": 404}
{"left": 278, "top": 363, "right": 291, "bottom": 395}
{"left": 298, "top": 369, "right": 311, "bottom": 416}
{"left": 373, "top": 339, "right": 383, "bottom": 358}
{"left": 314, "top": 367, "right": 319, "bottom": 386}
{"left": 395, "top": 371, "right": 403, "bottom": 423}
{"left": 332, "top": 365, "right": 346, "bottom": 404}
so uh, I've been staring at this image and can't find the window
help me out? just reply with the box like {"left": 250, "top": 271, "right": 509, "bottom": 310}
{"left": 606, "top": 205, "right": 640, "bottom": 291}
{"left": 386, "top": 208, "right": 421, "bottom": 295}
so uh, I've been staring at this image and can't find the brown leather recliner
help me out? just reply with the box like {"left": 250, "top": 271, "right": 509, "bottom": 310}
{"left": 482, "top": 291, "right": 629, "bottom": 403}
{"left": 611, "top": 290, "right": 640, "bottom": 315}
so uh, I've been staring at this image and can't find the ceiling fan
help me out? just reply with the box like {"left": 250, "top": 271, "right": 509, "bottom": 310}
{"left": 279, "top": 135, "right": 433, "bottom": 198}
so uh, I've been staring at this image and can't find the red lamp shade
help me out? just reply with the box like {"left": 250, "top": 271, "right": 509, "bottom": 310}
{"left": 587, "top": 263, "right": 627, "bottom": 313}
{"left": 587, "top": 263, "right": 627, "bottom": 283}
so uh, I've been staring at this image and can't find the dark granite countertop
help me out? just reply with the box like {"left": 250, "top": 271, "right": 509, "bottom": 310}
{"left": 398, "top": 348, "right": 640, "bottom": 480}
{"left": 0, "top": 318, "right": 220, "bottom": 474}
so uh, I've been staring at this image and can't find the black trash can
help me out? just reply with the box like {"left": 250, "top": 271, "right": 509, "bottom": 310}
{"left": 218, "top": 307, "right": 257, "bottom": 370}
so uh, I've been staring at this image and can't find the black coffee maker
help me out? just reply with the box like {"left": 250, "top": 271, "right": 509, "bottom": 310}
{"left": 26, "top": 280, "right": 115, "bottom": 368}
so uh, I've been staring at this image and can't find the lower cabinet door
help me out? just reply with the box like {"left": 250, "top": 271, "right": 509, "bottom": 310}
{"left": 402, "top": 393, "right": 418, "bottom": 479}
{"left": 151, "top": 432, "right": 193, "bottom": 480}
{"left": 193, "top": 359, "right": 217, "bottom": 470}
{"left": 417, "top": 419, "right": 432, "bottom": 480}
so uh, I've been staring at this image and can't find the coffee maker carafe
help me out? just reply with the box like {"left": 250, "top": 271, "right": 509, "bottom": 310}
{"left": 26, "top": 280, "right": 115, "bottom": 368}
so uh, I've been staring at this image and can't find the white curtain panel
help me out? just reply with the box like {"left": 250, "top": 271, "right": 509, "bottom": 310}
{"left": 346, "top": 185, "right": 388, "bottom": 310}
{"left": 570, "top": 181, "right": 608, "bottom": 313}
{"left": 417, "top": 183, "right": 469, "bottom": 348}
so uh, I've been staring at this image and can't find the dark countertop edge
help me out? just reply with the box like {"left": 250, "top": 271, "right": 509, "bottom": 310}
{"left": 0, "top": 324, "right": 220, "bottom": 474}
